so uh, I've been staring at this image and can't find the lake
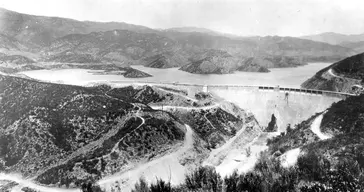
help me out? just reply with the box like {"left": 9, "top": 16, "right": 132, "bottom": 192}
{"left": 20, "top": 63, "right": 331, "bottom": 88}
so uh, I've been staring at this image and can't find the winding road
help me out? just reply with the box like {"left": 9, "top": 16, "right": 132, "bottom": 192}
{"left": 310, "top": 112, "right": 331, "bottom": 140}
{"left": 0, "top": 173, "right": 81, "bottom": 192}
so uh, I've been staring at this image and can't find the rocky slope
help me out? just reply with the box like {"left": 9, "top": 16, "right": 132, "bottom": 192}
{"left": 302, "top": 52, "right": 364, "bottom": 93}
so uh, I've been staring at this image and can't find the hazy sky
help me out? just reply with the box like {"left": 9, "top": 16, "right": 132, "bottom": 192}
{"left": 1, "top": 0, "right": 364, "bottom": 36}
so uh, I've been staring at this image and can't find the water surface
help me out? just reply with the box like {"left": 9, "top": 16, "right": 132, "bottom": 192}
{"left": 20, "top": 63, "right": 331, "bottom": 88}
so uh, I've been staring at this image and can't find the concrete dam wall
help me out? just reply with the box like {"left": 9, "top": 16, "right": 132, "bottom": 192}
{"left": 208, "top": 86, "right": 346, "bottom": 131}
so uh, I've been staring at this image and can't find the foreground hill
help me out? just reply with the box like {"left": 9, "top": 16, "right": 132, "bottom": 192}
{"left": 0, "top": 74, "right": 189, "bottom": 188}
{"left": 302, "top": 52, "right": 364, "bottom": 93}
{"left": 0, "top": 74, "right": 259, "bottom": 191}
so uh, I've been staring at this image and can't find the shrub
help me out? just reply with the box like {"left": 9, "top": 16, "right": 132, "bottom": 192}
{"left": 150, "top": 179, "right": 172, "bottom": 192}
{"left": 185, "top": 166, "right": 222, "bottom": 192}
{"left": 132, "top": 177, "right": 150, "bottom": 192}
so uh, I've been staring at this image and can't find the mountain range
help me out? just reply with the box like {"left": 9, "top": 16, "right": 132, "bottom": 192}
{"left": 0, "top": 7, "right": 360, "bottom": 75}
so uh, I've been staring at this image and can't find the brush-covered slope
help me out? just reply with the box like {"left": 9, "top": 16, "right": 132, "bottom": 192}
{"left": 0, "top": 75, "right": 258, "bottom": 191}
{"left": 266, "top": 94, "right": 364, "bottom": 185}
{"left": 302, "top": 52, "right": 364, "bottom": 93}
{"left": 0, "top": 74, "right": 186, "bottom": 187}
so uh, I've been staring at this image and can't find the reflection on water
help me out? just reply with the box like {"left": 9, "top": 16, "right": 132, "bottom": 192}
{"left": 20, "top": 63, "right": 331, "bottom": 88}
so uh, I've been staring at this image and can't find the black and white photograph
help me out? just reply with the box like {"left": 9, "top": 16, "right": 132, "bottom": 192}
{"left": 0, "top": 0, "right": 363, "bottom": 191}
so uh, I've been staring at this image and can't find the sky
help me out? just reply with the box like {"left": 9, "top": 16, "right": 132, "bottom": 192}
{"left": 1, "top": 0, "right": 364, "bottom": 37}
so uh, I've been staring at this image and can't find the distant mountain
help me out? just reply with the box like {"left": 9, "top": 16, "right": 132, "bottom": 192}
{"left": 0, "top": 7, "right": 359, "bottom": 74}
{"left": 248, "top": 36, "right": 356, "bottom": 62}
{"left": 339, "top": 41, "right": 364, "bottom": 53}
{"left": 0, "top": 7, "right": 156, "bottom": 46}
{"left": 302, "top": 52, "right": 364, "bottom": 93}
{"left": 240, "top": 55, "right": 307, "bottom": 69}
{"left": 163, "top": 32, "right": 356, "bottom": 61}
{"left": 44, "top": 30, "right": 177, "bottom": 63}
{"left": 179, "top": 50, "right": 240, "bottom": 74}
{"left": 165, "top": 27, "right": 220, "bottom": 34}
{"left": 301, "top": 32, "right": 364, "bottom": 45}
{"left": 164, "top": 27, "right": 240, "bottom": 39}
{"left": 182, "top": 53, "right": 307, "bottom": 74}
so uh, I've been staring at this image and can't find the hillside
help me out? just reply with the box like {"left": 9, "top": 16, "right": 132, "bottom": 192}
{"left": 0, "top": 74, "right": 259, "bottom": 191}
{"left": 302, "top": 52, "right": 364, "bottom": 93}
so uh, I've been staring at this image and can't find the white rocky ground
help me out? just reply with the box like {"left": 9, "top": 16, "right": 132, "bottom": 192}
{"left": 280, "top": 148, "right": 301, "bottom": 168}
{"left": 310, "top": 111, "right": 332, "bottom": 140}
{"left": 0, "top": 173, "right": 81, "bottom": 192}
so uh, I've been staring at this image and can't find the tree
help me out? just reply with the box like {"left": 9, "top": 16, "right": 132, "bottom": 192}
{"left": 132, "top": 177, "right": 150, "bottom": 192}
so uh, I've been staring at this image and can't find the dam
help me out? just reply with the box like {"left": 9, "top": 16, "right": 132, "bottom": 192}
{"left": 207, "top": 85, "right": 351, "bottom": 131}
{"left": 107, "top": 81, "right": 352, "bottom": 131}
